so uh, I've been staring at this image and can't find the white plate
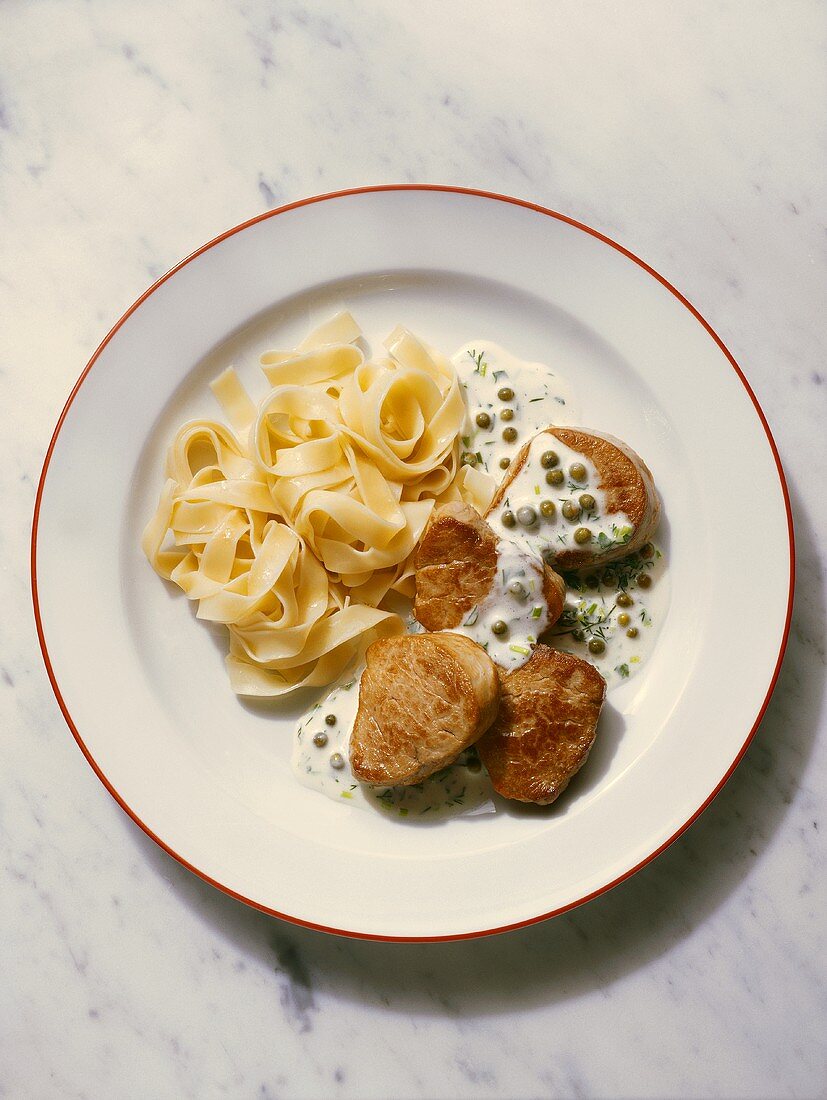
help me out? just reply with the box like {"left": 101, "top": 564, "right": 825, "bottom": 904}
{"left": 32, "top": 187, "right": 793, "bottom": 940}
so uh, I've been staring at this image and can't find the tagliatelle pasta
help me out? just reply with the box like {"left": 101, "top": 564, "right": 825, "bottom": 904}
{"left": 142, "top": 313, "right": 497, "bottom": 696}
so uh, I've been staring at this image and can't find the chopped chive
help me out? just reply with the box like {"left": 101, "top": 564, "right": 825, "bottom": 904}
{"left": 531, "top": 606, "right": 543, "bottom": 619}
{"left": 509, "top": 644, "right": 530, "bottom": 655}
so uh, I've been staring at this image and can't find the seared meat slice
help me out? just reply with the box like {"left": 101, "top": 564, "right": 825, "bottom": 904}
{"left": 486, "top": 427, "right": 660, "bottom": 569}
{"left": 477, "top": 644, "right": 606, "bottom": 804}
{"left": 414, "top": 501, "right": 566, "bottom": 631}
{"left": 350, "top": 632, "right": 500, "bottom": 786}
{"left": 413, "top": 502, "right": 498, "bottom": 630}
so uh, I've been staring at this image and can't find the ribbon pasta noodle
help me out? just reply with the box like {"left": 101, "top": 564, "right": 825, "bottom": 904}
{"left": 142, "top": 313, "right": 497, "bottom": 696}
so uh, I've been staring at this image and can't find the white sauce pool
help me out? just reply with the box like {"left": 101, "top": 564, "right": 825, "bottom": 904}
{"left": 452, "top": 342, "right": 580, "bottom": 477}
{"left": 549, "top": 544, "right": 669, "bottom": 689}
{"left": 448, "top": 539, "right": 552, "bottom": 670}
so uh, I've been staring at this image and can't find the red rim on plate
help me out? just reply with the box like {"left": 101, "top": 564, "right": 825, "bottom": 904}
{"left": 31, "top": 186, "right": 795, "bottom": 941}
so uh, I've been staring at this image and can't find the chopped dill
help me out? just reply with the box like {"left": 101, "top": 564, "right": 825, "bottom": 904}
{"left": 467, "top": 349, "right": 487, "bottom": 376}
{"left": 554, "top": 600, "right": 617, "bottom": 643}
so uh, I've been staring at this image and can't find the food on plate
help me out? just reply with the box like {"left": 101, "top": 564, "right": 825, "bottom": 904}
{"left": 413, "top": 501, "right": 566, "bottom": 641}
{"left": 349, "top": 632, "right": 500, "bottom": 786}
{"left": 144, "top": 312, "right": 666, "bottom": 816}
{"left": 413, "top": 501, "right": 497, "bottom": 629}
{"left": 486, "top": 427, "right": 660, "bottom": 570}
{"left": 476, "top": 645, "right": 606, "bottom": 804}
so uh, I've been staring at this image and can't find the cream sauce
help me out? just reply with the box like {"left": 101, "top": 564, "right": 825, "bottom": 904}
{"left": 548, "top": 543, "right": 669, "bottom": 688}
{"left": 453, "top": 342, "right": 580, "bottom": 477}
{"left": 448, "top": 539, "right": 551, "bottom": 670}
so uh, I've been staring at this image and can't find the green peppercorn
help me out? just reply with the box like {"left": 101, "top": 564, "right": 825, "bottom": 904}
{"left": 641, "top": 543, "right": 654, "bottom": 558}
{"left": 617, "top": 592, "right": 633, "bottom": 608}
{"left": 500, "top": 408, "right": 515, "bottom": 422}
{"left": 312, "top": 732, "right": 328, "bottom": 747}
{"left": 561, "top": 500, "right": 581, "bottom": 521}
{"left": 516, "top": 505, "right": 538, "bottom": 527}
{"left": 573, "top": 527, "right": 592, "bottom": 544}
{"left": 502, "top": 426, "right": 518, "bottom": 443}
{"left": 638, "top": 573, "right": 652, "bottom": 589}
{"left": 579, "top": 493, "right": 596, "bottom": 511}
{"left": 501, "top": 509, "right": 516, "bottom": 528}
{"left": 497, "top": 386, "right": 514, "bottom": 401}
{"left": 499, "top": 456, "right": 511, "bottom": 470}
{"left": 626, "top": 626, "right": 639, "bottom": 639}
{"left": 540, "top": 450, "right": 559, "bottom": 469}
{"left": 330, "top": 752, "right": 345, "bottom": 769}
{"left": 585, "top": 575, "right": 599, "bottom": 590}
{"left": 461, "top": 451, "right": 477, "bottom": 466}
{"left": 588, "top": 638, "right": 605, "bottom": 655}
{"left": 617, "top": 612, "right": 631, "bottom": 627}
{"left": 475, "top": 411, "right": 492, "bottom": 429}
{"left": 325, "top": 714, "right": 337, "bottom": 726}
{"left": 491, "top": 619, "right": 508, "bottom": 636}
{"left": 569, "top": 462, "right": 587, "bottom": 481}
{"left": 540, "top": 500, "right": 556, "bottom": 518}
{"left": 546, "top": 469, "right": 564, "bottom": 486}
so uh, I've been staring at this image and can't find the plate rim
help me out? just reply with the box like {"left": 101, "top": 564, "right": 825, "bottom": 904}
{"left": 30, "top": 184, "right": 796, "bottom": 942}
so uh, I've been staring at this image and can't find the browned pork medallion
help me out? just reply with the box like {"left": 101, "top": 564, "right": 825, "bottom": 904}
{"left": 414, "top": 501, "right": 566, "bottom": 631}
{"left": 486, "top": 426, "right": 660, "bottom": 569}
{"left": 477, "top": 644, "right": 607, "bottom": 805}
{"left": 350, "top": 632, "right": 500, "bottom": 786}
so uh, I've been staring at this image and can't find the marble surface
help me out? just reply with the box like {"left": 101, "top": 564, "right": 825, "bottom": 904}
{"left": 3, "top": 1, "right": 826, "bottom": 1097}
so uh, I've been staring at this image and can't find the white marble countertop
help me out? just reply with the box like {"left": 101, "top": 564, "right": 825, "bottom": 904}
{"left": 3, "top": 2, "right": 825, "bottom": 1097}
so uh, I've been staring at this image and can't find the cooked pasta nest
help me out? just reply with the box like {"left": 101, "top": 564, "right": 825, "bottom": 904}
{"left": 143, "top": 312, "right": 496, "bottom": 695}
